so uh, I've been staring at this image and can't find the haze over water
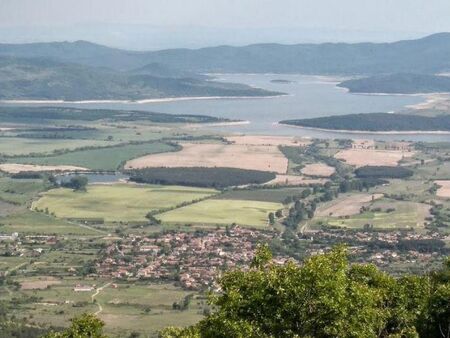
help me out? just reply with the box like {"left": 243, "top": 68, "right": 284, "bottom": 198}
{"left": 9, "top": 74, "right": 450, "bottom": 142}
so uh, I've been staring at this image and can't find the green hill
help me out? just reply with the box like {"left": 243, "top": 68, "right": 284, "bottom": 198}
{"left": 280, "top": 112, "right": 450, "bottom": 132}
{"left": 0, "top": 56, "right": 281, "bottom": 101}
{"left": 339, "top": 73, "right": 450, "bottom": 94}
{"left": 1, "top": 33, "right": 450, "bottom": 74}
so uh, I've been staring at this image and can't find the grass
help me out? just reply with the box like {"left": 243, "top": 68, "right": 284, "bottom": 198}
{"left": 412, "top": 161, "right": 450, "bottom": 180}
{"left": 214, "top": 187, "right": 307, "bottom": 203}
{"left": 0, "top": 256, "right": 28, "bottom": 273}
{"left": 33, "top": 184, "right": 218, "bottom": 222}
{"left": 0, "top": 176, "right": 48, "bottom": 205}
{"left": 158, "top": 199, "right": 283, "bottom": 228}
{"left": 7, "top": 280, "right": 203, "bottom": 337}
{"left": 0, "top": 210, "right": 99, "bottom": 235}
{"left": 0, "top": 137, "right": 116, "bottom": 156}
{"left": 313, "top": 200, "right": 430, "bottom": 229}
{"left": 10, "top": 142, "right": 177, "bottom": 171}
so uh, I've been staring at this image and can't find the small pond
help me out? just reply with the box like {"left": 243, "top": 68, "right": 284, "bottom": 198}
{"left": 56, "top": 172, "right": 129, "bottom": 185}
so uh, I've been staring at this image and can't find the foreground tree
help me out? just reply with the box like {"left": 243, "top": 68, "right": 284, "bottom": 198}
{"left": 42, "top": 313, "right": 106, "bottom": 338}
{"left": 160, "top": 245, "right": 450, "bottom": 338}
{"left": 38, "top": 250, "right": 449, "bottom": 338}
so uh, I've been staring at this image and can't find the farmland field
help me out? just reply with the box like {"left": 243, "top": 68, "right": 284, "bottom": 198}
{"left": 125, "top": 142, "right": 289, "bottom": 174}
{"left": 225, "top": 135, "right": 310, "bottom": 146}
{"left": 0, "top": 176, "right": 48, "bottom": 205}
{"left": 265, "top": 174, "right": 327, "bottom": 186}
{"left": 315, "top": 193, "right": 383, "bottom": 217}
{"left": 334, "top": 149, "right": 415, "bottom": 167}
{"left": 435, "top": 180, "right": 450, "bottom": 198}
{"left": 33, "top": 184, "right": 218, "bottom": 222}
{"left": 214, "top": 187, "right": 308, "bottom": 203}
{"left": 0, "top": 137, "right": 116, "bottom": 156}
{"left": 313, "top": 199, "right": 430, "bottom": 229}
{"left": 5, "top": 279, "right": 204, "bottom": 337}
{"left": 300, "top": 163, "right": 335, "bottom": 177}
{"left": 158, "top": 199, "right": 282, "bottom": 227}
{"left": 0, "top": 210, "right": 99, "bottom": 235}
{"left": 9, "top": 142, "right": 177, "bottom": 171}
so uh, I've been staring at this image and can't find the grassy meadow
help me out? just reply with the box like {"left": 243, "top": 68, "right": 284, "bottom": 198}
{"left": 313, "top": 199, "right": 430, "bottom": 230}
{"left": 0, "top": 137, "right": 116, "bottom": 156}
{"left": 33, "top": 184, "right": 218, "bottom": 222}
{"left": 10, "top": 142, "right": 177, "bottom": 171}
{"left": 158, "top": 199, "right": 283, "bottom": 228}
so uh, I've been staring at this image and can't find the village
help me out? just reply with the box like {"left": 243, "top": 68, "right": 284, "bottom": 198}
{"left": 95, "top": 226, "right": 285, "bottom": 290}
{"left": 89, "top": 226, "right": 450, "bottom": 290}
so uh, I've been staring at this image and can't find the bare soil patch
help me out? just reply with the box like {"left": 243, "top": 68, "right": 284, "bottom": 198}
{"left": 265, "top": 174, "right": 328, "bottom": 186}
{"left": 21, "top": 277, "right": 61, "bottom": 290}
{"left": 0, "top": 163, "right": 88, "bottom": 174}
{"left": 301, "top": 163, "right": 335, "bottom": 177}
{"left": 435, "top": 180, "right": 450, "bottom": 198}
{"left": 316, "top": 193, "right": 383, "bottom": 217}
{"left": 226, "top": 135, "right": 311, "bottom": 147}
{"left": 334, "top": 149, "right": 414, "bottom": 167}
{"left": 125, "top": 142, "right": 289, "bottom": 174}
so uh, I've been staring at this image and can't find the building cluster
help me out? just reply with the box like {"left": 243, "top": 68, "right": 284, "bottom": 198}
{"left": 0, "top": 233, "right": 57, "bottom": 258}
{"left": 96, "top": 227, "right": 282, "bottom": 290}
{"left": 307, "top": 230, "right": 448, "bottom": 266}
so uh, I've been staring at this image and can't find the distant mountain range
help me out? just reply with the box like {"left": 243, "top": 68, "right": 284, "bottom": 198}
{"left": 0, "top": 56, "right": 280, "bottom": 101}
{"left": 1, "top": 33, "right": 450, "bottom": 100}
{"left": 1, "top": 33, "right": 450, "bottom": 75}
{"left": 338, "top": 73, "right": 450, "bottom": 94}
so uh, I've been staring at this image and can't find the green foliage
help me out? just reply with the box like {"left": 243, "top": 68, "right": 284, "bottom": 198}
{"left": 161, "top": 247, "right": 450, "bottom": 338}
{"left": 280, "top": 113, "right": 450, "bottom": 132}
{"left": 61, "top": 175, "right": 88, "bottom": 191}
{"left": 339, "top": 73, "right": 450, "bottom": 94}
{"left": 355, "top": 166, "right": 413, "bottom": 179}
{"left": 41, "top": 313, "right": 107, "bottom": 338}
{"left": 0, "top": 57, "right": 279, "bottom": 101}
{"left": 0, "top": 106, "right": 230, "bottom": 124}
{"left": 128, "top": 167, "right": 276, "bottom": 188}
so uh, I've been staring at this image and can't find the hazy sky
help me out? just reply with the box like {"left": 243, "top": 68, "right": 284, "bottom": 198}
{"left": 1, "top": 0, "right": 450, "bottom": 49}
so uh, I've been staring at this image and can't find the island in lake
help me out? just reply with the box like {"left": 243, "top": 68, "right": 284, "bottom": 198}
{"left": 270, "top": 79, "right": 295, "bottom": 84}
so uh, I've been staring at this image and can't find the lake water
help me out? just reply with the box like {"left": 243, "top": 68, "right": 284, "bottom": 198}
{"left": 6, "top": 74, "right": 450, "bottom": 141}
{"left": 57, "top": 173, "right": 129, "bottom": 184}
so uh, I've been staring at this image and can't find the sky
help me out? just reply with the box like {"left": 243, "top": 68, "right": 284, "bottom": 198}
{"left": 1, "top": 0, "right": 450, "bottom": 49}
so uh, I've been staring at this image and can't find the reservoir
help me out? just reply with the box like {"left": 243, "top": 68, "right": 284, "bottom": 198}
{"left": 5, "top": 74, "right": 450, "bottom": 141}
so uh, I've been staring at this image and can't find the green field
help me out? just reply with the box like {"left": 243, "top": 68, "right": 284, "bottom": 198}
{"left": 5, "top": 280, "right": 203, "bottom": 337}
{"left": 158, "top": 199, "right": 283, "bottom": 227}
{"left": 0, "top": 176, "right": 48, "bottom": 205}
{"left": 214, "top": 187, "right": 306, "bottom": 203}
{"left": 33, "top": 184, "right": 218, "bottom": 222}
{"left": 0, "top": 137, "right": 116, "bottom": 156}
{"left": 10, "top": 142, "right": 177, "bottom": 171}
{"left": 313, "top": 200, "right": 430, "bottom": 229}
{"left": 0, "top": 210, "right": 100, "bottom": 235}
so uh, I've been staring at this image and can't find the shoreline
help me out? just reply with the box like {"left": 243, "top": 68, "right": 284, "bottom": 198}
{"left": 276, "top": 122, "right": 450, "bottom": 135}
{"left": 0, "top": 95, "right": 286, "bottom": 105}
{"left": 184, "top": 120, "right": 251, "bottom": 128}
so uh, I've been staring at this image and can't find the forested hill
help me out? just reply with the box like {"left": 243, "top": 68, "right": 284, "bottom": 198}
{"left": 0, "top": 56, "right": 280, "bottom": 101}
{"left": 280, "top": 113, "right": 450, "bottom": 132}
{"left": 0, "top": 106, "right": 232, "bottom": 124}
{"left": 339, "top": 73, "right": 450, "bottom": 94}
{"left": 1, "top": 33, "right": 450, "bottom": 74}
